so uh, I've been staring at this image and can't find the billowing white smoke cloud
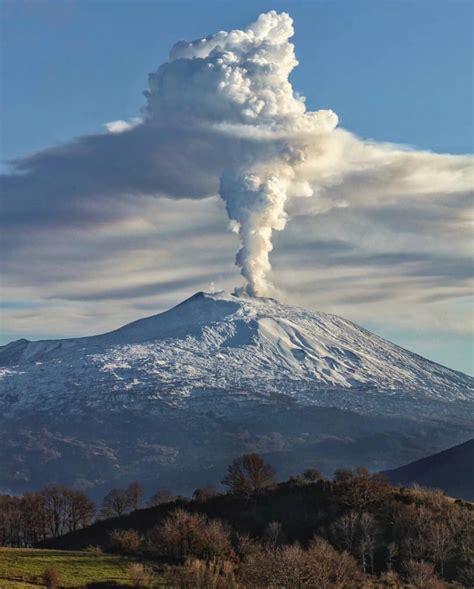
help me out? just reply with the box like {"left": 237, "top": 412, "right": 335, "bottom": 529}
{"left": 144, "top": 11, "right": 338, "bottom": 295}
{"left": 2, "top": 11, "right": 473, "bottom": 303}
{"left": 220, "top": 173, "right": 288, "bottom": 296}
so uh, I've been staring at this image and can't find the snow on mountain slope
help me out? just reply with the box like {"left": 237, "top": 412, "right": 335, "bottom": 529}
{"left": 1, "top": 292, "right": 472, "bottom": 418}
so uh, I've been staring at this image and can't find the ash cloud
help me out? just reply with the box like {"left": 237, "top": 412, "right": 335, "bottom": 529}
{"left": 1, "top": 11, "right": 473, "bottom": 300}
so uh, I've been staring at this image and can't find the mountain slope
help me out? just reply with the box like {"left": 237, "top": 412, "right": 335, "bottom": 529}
{"left": 1, "top": 291, "right": 472, "bottom": 417}
{"left": 0, "top": 291, "right": 472, "bottom": 494}
{"left": 386, "top": 438, "right": 474, "bottom": 501}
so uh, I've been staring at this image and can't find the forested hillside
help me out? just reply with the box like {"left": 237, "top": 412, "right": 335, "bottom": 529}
{"left": 16, "top": 456, "right": 472, "bottom": 588}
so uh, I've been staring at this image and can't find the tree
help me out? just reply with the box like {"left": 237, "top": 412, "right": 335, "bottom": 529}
{"left": 100, "top": 482, "right": 144, "bottom": 519}
{"left": 333, "top": 511, "right": 359, "bottom": 553}
{"left": 426, "top": 519, "right": 453, "bottom": 578}
{"left": 40, "top": 486, "right": 68, "bottom": 538}
{"left": 63, "top": 489, "right": 95, "bottom": 533}
{"left": 100, "top": 489, "right": 132, "bottom": 519}
{"left": 193, "top": 485, "right": 217, "bottom": 502}
{"left": 332, "top": 511, "right": 379, "bottom": 574}
{"left": 357, "top": 512, "right": 378, "bottom": 574}
{"left": 21, "top": 493, "right": 48, "bottom": 543}
{"left": 0, "top": 487, "right": 94, "bottom": 546}
{"left": 0, "top": 496, "right": 23, "bottom": 547}
{"left": 40, "top": 486, "right": 95, "bottom": 538}
{"left": 395, "top": 504, "right": 433, "bottom": 563}
{"left": 222, "top": 454, "right": 275, "bottom": 497}
{"left": 334, "top": 467, "right": 389, "bottom": 511}
{"left": 263, "top": 521, "right": 286, "bottom": 549}
{"left": 402, "top": 560, "right": 445, "bottom": 589}
{"left": 303, "top": 468, "right": 323, "bottom": 482}
{"left": 126, "top": 481, "right": 144, "bottom": 511}
{"left": 148, "top": 489, "right": 176, "bottom": 506}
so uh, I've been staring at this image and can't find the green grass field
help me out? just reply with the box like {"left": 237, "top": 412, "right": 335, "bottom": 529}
{"left": 0, "top": 548, "right": 160, "bottom": 588}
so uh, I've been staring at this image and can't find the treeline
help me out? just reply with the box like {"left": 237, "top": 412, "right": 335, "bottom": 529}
{"left": 0, "top": 480, "right": 179, "bottom": 547}
{"left": 2, "top": 454, "right": 474, "bottom": 588}
{"left": 0, "top": 486, "right": 95, "bottom": 546}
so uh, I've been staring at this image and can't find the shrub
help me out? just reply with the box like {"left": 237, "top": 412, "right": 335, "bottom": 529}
{"left": 165, "top": 558, "right": 237, "bottom": 589}
{"left": 378, "top": 570, "right": 403, "bottom": 587}
{"left": 402, "top": 559, "right": 445, "bottom": 589}
{"left": 305, "top": 537, "right": 362, "bottom": 588}
{"left": 42, "top": 567, "right": 60, "bottom": 589}
{"left": 85, "top": 581, "right": 130, "bottom": 589}
{"left": 128, "top": 563, "right": 154, "bottom": 588}
{"left": 263, "top": 521, "right": 286, "bottom": 548}
{"left": 238, "top": 536, "right": 361, "bottom": 588}
{"left": 109, "top": 528, "right": 142, "bottom": 554}
{"left": 234, "top": 533, "right": 260, "bottom": 560}
{"left": 84, "top": 544, "right": 103, "bottom": 553}
{"left": 149, "top": 508, "right": 232, "bottom": 560}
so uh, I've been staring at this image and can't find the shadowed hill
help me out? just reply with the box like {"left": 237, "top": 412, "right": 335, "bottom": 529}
{"left": 33, "top": 470, "right": 474, "bottom": 586}
{"left": 40, "top": 475, "right": 473, "bottom": 553}
{"left": 385, "top": 438, "right": 474, "bottom": 501}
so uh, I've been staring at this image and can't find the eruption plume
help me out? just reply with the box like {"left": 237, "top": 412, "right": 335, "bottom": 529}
{"left": 2, "top": 11, "right": 472, "bottom": 308}
{"left": 145, "top": 11, "right": 338, "bottom": 295}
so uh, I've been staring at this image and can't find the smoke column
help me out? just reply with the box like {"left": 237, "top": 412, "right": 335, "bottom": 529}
{"left": 5, "top": 11, "right": 470, "bottom": 304}
{"left": 145, "top": 11, "right": 338, "bottom": 295}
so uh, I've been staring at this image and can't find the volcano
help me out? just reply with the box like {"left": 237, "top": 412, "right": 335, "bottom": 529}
{"left": 1, "top": 291, "right": 472, "bottom": 495}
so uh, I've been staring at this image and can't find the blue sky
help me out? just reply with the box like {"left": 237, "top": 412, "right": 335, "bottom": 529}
{"left": 3, "top": 0, "right": 472, "bottom": 161}
{"left": 1, "top": 0, "right": 473, "bottom": 373}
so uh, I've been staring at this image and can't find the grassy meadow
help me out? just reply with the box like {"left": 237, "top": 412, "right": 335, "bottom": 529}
{"left": 0, "top": 548, "right": 159, "bottom": 588}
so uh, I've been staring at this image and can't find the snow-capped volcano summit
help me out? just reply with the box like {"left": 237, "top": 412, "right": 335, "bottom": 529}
{"left": 1, "top": 291, "right": 472, "bottom": 417}
{"left": 1, "top": 292, "right": 473, "bottom": 495}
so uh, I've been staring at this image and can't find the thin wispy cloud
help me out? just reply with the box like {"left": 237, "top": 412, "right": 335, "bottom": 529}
{"left": 1, "top": 12, "right": 472, "bottom": 357}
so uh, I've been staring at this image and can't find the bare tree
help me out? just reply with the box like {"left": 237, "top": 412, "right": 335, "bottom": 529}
{"left": 395, "top": 504, "right": 432, "bottom": 563}
{"left": 357, "top": 511, "right": 378, "bottom": 574}
{"left": 426, "top": 519, "right": 453, "bottom": 578}
{"left": 21, "top": 487, "right": 94, "bottom": 541}
{"left": 193, "top": 485, "right": 218, "bottom": 502}
{"left": 100, "top": 481, "right": 144, "bottom": 519}
{"left": 335, "top": 467, "right": 389, "bottom": 512}
{"left": 40, "top": 486, "right": 68, "bottom": 538}
{"left": 20, "top": 493, "right": 47, "bottom": 544}
{"left": 222, "top": 454, "right": 275, "bottom": 497}
{"left": 63, "top": 489, "right": 95, "bottom": 533}
{"left": 148, "top": 489, "right": 176, "bottom": 506}
{"left": 149, "top": 509, "right": 231, "bottom": 561}
{"left": 100, "top": 488, "right": 132, "bottom": 519}
{"left": 263, "top": 521, "right": 286, "bottom": 549}
{"left": 403, "top": 560, "right": 445, "bottom": 589}
{"left": 126, "top": 481, "right": 144, "bottom": 511}
{"left": 303, "top": 468, "right": 323, "bottom": 483}
{"left": 332, "top": 510, "right": 378, "bottom": 574}
{"left": 333, "top": 511, "right": 359, "bottom": 554}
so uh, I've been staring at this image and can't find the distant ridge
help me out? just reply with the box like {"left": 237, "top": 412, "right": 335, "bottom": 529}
{"left": 385, "top": 439, "right": 474, "bottom": 501}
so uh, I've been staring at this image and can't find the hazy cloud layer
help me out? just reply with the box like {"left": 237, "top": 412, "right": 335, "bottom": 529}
{"left": 1, "top": 12, "right": 473, "bottom": 363}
